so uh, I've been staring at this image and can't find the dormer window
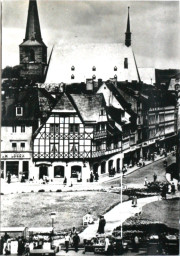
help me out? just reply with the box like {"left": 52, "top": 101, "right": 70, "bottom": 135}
{"left": 100, "top": 109, "right": 105, "bottom": 116}
{"left": 71, "top": 74, "right": 75, "bottom": 79}
{"left": 16, "top": 107, "right": 23, "bottom": 116}
{"left": 71, "top": 66, "right": 75, "bottom": 71}
{"left": 92, "top": 75, "right": 96, "bottom": 80}
{"left": 92, "top": 66, "right": 96, "bottom": 71}
{"left": 114, "top": 66, "right": 117, "bottom": 71}
{"left": 124, "top": 58, "right": 128, "bottom": 69}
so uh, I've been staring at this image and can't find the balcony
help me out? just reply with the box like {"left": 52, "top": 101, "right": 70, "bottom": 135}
{"left": 93, "top": 131, "right": 107, "bottom": 140}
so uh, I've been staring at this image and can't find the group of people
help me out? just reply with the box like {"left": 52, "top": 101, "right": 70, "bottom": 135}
{"left": 64, "top": 227, "right": 80, "bottom": 253}
{"left": 90, "top": 171, "right": 99, "bottom": 182}
{"left": 161, "top": 182, "right": 176, "bottom": 199}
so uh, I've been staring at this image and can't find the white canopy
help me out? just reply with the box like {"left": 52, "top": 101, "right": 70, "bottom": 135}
{"left": 28, "top": 227, "right": 54, "bottom": 233}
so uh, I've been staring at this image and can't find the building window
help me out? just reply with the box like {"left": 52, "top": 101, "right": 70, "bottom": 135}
{"left": 92, "top": 75, "right": 96, "bottom": 80}
{"left": 69, "top": 124, "right": 79, "bottom": 133}
{"left": 124, "top": 58, "right": 128, "bottom": 69}
{"left": 50, "top": 143, "right": 58, "bottom": 154}
{"left": 16, "top": 107, "right": 23, "bottom": 116}
{"left": 12, "top": 143, "right": 17, "bottom": 150}
{"left": 100, "top": 109, "right": 105, "bottom": 116}
{"left": 21, "top": 125, "right": 25, "bottom": 133}
{"left": 69, "top": 143, "right": 79, "bottom": 154}
{"left": 114, "top": 66, "right": 117, "bottom": 71}
{"left": 71, "top": 74, "right": 75, "bottom": 79}
{"left": 114, "top": 74, "right": 117, "bottom": 79}
{"left": 92, "top": 66, "right": 96, "bottom": 71}
{"left": 50, "top": 124, "right": 59, "bottom": 133}
{"left": 12, "top": 126, "right": 16, "bottom": 133}
{"left": 29, "top": 49, "right": 35, "bottom": 62}
{"left": 71, "top": 66, "right": 75, "bottom": 71}
{"left": 21, "top": 143, "right": 25, "bottom": 150}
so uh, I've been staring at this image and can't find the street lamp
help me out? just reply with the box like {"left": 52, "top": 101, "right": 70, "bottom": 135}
{"left": 120, "top": 172, "right": 123, "bottom": 238}
{"left": 50, "top": 212, "right": 56, "bottom": 228}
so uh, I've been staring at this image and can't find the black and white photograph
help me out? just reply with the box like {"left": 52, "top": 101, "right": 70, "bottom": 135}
{"left": 1, "top": 0, "right": 180, "bottom": 255}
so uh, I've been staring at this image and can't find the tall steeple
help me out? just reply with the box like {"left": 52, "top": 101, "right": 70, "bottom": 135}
{"left": 125, "top": 7, "right": 131, "bottom": 47}
{"left": 19, "top": 0, "right": 47, "bottom": 82}
{"left": 24, "top": 0, "right": 42, "bottom": 42}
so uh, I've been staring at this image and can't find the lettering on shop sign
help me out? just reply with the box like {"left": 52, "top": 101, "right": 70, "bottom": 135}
{"left": 2, "top": 153, "right": 25, "bottom": 159}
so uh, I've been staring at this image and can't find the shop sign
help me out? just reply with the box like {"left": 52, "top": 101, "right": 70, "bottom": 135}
{"left": 149, "top": 139, "right": 155, "bottom": 144}
{"left": 1, "top": 153, "right": 31, "bottom": 159}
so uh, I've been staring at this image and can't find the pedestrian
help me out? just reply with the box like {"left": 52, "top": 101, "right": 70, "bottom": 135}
{"left": 106, "top": 241, "right": 114, "bottom": 255}
{"left": 153, "top": 173, "right": 157, "bottom": 182}
{"left": 161, "top": 185, "right": 167, "bottom": 199}
{"left": 95, "top": 171, "right": 99, "bottom": 182}
{"left": 104, "top": 236, "right": 110, "bottom": 253}
{"left": 64, "top": 233, "right": 71, "bottom": 253}
{"left": 134, "top": 235, "right": 139, "bottom": 252}
{"left": 171, "top": 182, "right": 175, "bottom": 195}
{"left": 115, "top": 237, "right": 123, "bottom": 255}
{"left": 97, "top": 215, "right": 106, "bottom": 234}
{"left": 73, "top": 233, "right": 80, "bottom": 252}
{"left": 90, "top": 171, "right": 94, "bottom": 182}
{"left": 7, "top": 172, "right": 11, "bottom": 184}
{"left": 77, "top": 172, "right": 81, "bottom": 182}
{"left": 168, "top": 184, "right": 171, "bottom": 194}
{"left": 163, "top": 159, "right": 167, "bottom": 168}
{"left": 144, "top": 177, "right": 148, "bottom": 186}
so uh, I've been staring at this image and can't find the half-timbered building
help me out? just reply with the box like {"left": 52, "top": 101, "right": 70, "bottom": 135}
{"left": 32, "top": 93, "right": 123, "bottom": 182}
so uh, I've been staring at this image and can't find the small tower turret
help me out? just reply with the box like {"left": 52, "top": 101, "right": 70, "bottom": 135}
{"left": 125, "top": 7, "right": 131, "bottom": 47}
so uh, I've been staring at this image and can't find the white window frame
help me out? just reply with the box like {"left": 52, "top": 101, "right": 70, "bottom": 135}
{"left": 16, "top": 107, "right": 23, "bottom": 116}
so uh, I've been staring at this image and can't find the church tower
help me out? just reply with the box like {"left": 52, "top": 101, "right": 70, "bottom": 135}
{"left": 19, "top": 0, "right": 47, "bottom": 82}
{"left": 125, "top": 7, "right": 131, "bottom": 47}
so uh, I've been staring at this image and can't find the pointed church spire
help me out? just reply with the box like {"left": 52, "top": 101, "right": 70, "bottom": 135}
{"left": 125, "top": 7, "right": 131, "bottom": 47}
{"left": 24, "top": 0, "right": 42, "bottom": 42}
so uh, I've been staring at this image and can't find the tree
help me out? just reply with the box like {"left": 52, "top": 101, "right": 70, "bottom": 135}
{"left": 2, "top": 65, "right": 22, "bottom": 79}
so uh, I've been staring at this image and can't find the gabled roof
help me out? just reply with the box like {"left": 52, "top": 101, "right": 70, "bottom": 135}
{"left": 53, "top": 93, "right": 75, "bottom": 112}
{"left": 46, "top": 43, "right": 139, "bottom": 83}
{"left": 70, "top": 93, "right": 106, "bottom": 122}
{"left": 105, "top": 82, "right": 137, "bottom": 118}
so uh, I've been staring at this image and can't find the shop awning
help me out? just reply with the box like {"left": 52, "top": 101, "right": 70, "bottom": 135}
{"left": 28, "top": 227, "right": 54, "bottom": 233}
{"left": 35, "top": 162, "right": 52, "bottom": 167}
{"left": 0, "top": 227, "right": 26, "bottom": 233}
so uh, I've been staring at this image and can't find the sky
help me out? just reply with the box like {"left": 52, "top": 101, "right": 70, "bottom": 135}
{"left": 2, "top": 0, "right": 180, "bottom": 69}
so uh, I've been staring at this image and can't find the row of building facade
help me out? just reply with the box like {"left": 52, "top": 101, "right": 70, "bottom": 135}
{"left": 1, "top": 0, "right": 179, "bottom": 182}
{"left": 1, "top": 79, "right": 178, "bottom": 182}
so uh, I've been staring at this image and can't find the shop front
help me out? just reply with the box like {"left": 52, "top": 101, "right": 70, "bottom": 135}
{"left": 0, "top": 152, "right": 32, "bottom": 180}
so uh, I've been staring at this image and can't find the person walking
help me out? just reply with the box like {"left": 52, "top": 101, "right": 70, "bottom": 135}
{"left": 90, "top": 171, "right": 94, "bottom": 182}
{"left": 153, "top": 173, "right": 157, "bottom": 182}
{"left": 95, "top": 171, "right": 99, "bottom": 182}
{"left": 104, "top": 236, "right": 110, "bottom": 254}
{"left": 97, "top": 215, "right": 106, "bottom": 234}
{"left": 73, "top": 233, "right": 80, "bottom": 252}
{"left": 134, "top": 235, "right": 139, "bottom": 252}
{"left": 7, "top": 172, "right": 11, "bottom": 184}
{"left": 144, "top": 177, "right": 148, "bottom": 186}
{"left": 64, "top": 233, "right": 71, "bottom": 253}
{"left": 171, "top": 182, "right": 175, "bottom": 195}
